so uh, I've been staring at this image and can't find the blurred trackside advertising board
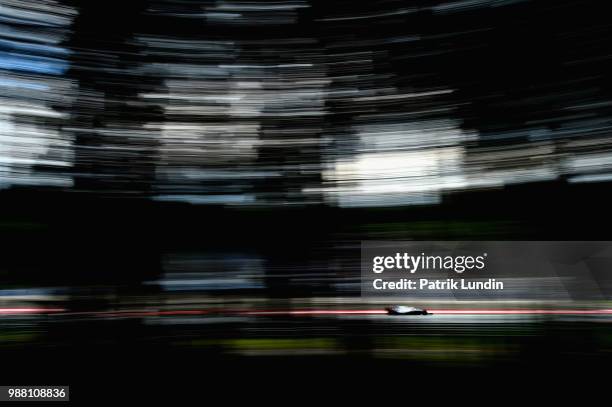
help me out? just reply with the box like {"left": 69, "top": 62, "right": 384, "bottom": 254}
{"left": 361, "top": 241, "right": 612, "bottom": 300}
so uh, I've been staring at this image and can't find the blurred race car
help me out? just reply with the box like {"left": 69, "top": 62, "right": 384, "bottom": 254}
{"left": 386, "top": 305, "right": 430, "bottom": 315}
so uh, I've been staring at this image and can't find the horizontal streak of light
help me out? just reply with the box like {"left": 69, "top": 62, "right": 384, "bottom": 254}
{"left": 0, "top": 308, "right": 66, "bottom": 314}
{"left": 241, "top": 310, "right": 388, "bottom": 315}
{"left": 429, "top": 309, "right": 612, "bottom": 315}
{"left": 240, "top": 309, "right": 612, "bottom": 316}
{"left": 4, "top": 309, "right": 612, "bottom": 317}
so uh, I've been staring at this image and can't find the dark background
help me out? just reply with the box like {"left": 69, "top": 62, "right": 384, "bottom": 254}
{"left": 1, "top": 0, "right": 611, "bottom": 399}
